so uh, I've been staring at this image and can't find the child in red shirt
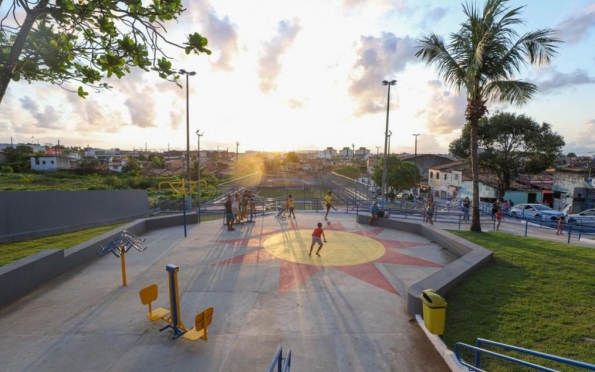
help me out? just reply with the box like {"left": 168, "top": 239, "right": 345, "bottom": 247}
{"left": 496, "top": 208, "right": 503, "bottom": 231}
{"left": 309, "top": 222, "right": 327, "bottom": 257}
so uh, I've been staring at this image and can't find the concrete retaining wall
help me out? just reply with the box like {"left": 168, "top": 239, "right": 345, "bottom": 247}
{"left": 0, "top": 190, "right": 150, "bottom": 243}
{"left": 0, "top": 213, "right": 198, "bottom": 308}
{"left": 356, "top": 214, "right": 493, "bottom": 316}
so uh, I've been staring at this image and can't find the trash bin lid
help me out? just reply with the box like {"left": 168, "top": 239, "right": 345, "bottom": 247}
{"left": 421, "top": 289, "right": 447, "bottom": 308}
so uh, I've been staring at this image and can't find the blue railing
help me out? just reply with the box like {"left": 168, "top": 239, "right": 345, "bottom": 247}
{"left": 455, "top": 338, "right": 595, "bottom": 371}
{"left": 266, "top": 345, "right": 291, "bottom": 372}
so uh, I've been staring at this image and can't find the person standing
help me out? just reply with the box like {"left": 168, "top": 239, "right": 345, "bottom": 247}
{"left": 491, "top": 199, "right": 500, "bottom": 221}
{"left": 324, "top": 191, "right": 337, "bottom": 220}
{"left": 224, "top": 195, "right": 235, "bottom": 231}
{"left": 369, "top": 201, "right": 380, "bottom": 225}
{"left": 425, "top": 197, "right": 435, "bottom": 225}
{"left": 309, "top": 222, "right": 327, "bottom": 257}
{"left": 462, "top": 196, "right": 470, "bottom": 221}
{"left": 288, "top": 194, "right": 296, "bottom": 219}
{"left": 232, "top": 193, "right": 241, "bottom": 224}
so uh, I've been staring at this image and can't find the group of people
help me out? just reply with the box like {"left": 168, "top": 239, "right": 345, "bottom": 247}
{"left": 224, "top": 190, "right": 257, "bottom": 231}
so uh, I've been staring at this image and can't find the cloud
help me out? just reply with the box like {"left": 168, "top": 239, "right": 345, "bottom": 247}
{"left": 342, "top": 0, "right": 406, "bottom": 12}
{"left": 203, "top": 13, "right": 239, "bottom": 71}
{"left": 347, "top": 32, "right": 418, "bottom": 116}
{"left": 569, "top": 119, "right": 595, "bottom": 154}
{"left": 555, "top": 3, "right": 595, "bottom": 44}
{"left": 418, "top": 80, "right": 467, "bottom": 135}
{"left": 533, "top": 69, "right": 595, "bottom": 94}
{"left": 19, "top": 96, "right": 63, "bottom": 129}
{"left": 418, "top": 7, "right": 448, "bottom": 29}
{"left": 258, "top": 18, "right": 302, "bottom": 94}
{"left": 112, "top": 69, "right": 158, "bottom": 128}
{"left": 288, "top": 99, "right": 304, "bottom": 109}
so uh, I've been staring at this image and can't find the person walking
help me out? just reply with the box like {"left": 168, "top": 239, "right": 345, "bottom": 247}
{"left": 288, "top": 194, "right": 296, "bottom": 219}
{"left": 491, "top": 199, "right": 500, "bottom": 221}
{"left": 224, "top": 195, "right": 235, "bottom": 231}
{"left": 324, "top": 191, "right": 337, "bottom": 221}
{"left": 309, "top": 222, "right": 327, "bottom": 257}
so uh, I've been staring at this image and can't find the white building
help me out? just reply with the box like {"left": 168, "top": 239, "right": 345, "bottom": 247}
{"left": 30, "top": 156, "right": 71, "bottom": 171}
{"left": 427, "top": 161, "right": 465, "bottom": 198}
{"left": 338, "top": 147, "right": 354, "bottom": 158}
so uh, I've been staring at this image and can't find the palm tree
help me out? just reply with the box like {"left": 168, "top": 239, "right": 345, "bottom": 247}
{"left": 415, "top": 0, "right": 560, "bottom": 232}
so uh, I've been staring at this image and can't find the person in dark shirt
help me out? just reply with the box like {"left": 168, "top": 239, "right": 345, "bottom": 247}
{"left": 224, "top": 195, "right": 235, "bottom": 231}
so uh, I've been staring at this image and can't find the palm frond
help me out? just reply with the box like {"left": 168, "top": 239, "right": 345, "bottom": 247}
{"left": 483, "top": 80, "right": 537, "bottom": 105}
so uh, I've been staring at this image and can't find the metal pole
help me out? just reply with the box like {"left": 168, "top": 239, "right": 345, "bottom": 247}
{"left": 196, "top": 130, "right": 203, "bottom": 213}
{"left": 413, "top": 134, "right": 420, "bottom": 196}
{"left": 185, "top": 73, "right": 190, "bottom": 183}
{"left": 236, "top": 141, "right": 239, "bottom": 179}
{"left": 381, "top": 80, "right": 396, "bottom": 205}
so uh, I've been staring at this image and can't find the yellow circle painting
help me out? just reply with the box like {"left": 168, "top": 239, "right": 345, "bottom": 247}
{"left": 263, "top": 230, "right": 386, "bottom": 266}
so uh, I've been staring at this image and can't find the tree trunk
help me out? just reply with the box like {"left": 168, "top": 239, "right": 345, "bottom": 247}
{"left": 0, "top": 1, "right": 48, "bottom": 104}
{"left": 470, "top": 119, "right": 482, "bottom": 232}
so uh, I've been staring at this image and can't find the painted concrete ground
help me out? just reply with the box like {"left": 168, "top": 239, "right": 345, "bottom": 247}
{"left": 0, "top": 212, "right": 457, "bottom": 372}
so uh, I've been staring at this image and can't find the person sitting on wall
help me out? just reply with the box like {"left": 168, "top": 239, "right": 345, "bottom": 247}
{"left": 369, "top": 202, "right": 380, "bottom": 225}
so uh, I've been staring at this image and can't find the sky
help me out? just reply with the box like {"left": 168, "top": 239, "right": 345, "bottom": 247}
{"left": 1, "top": 0, "right": 594, "bottom": 156}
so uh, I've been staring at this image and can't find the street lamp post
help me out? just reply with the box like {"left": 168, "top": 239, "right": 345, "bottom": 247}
{"left": 413, "top": 134, "right": 420, "bottom": 196}
{"left": 381, "top": 79, "right": 397, "bottom": 204}
{"left": 352, "top": 143, "right": 355, "bottom": 161}
{"left": 196, "top": 130, "right": 203, "bottom": 203}
{"left": 235, "top": 141, "right": 240, "bottom": 179}
{"left": 179, "top": 69, "right": 196, "bottom": 184}
{"left": 387, "top": 130, "right": 392, "bottom": 156}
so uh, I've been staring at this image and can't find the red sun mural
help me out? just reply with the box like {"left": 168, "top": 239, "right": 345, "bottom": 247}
{"left": 211, "top": 221, "right": 443, "bottom": 296}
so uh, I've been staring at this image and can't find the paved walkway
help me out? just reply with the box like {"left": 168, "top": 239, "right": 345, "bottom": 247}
{"left": 0, "top": 212, "right": 457, "bottom": 372}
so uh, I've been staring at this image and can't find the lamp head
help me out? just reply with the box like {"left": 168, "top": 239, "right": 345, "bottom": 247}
{"left": 382, "top": 80, "right": 397, "bottom": 85}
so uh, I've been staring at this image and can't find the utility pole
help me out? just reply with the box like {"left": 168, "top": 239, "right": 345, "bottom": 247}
{"left": 381, "top": 79, "right": 397, "bottom": 205}
{"left": 413, "top": 134, "right": 420, "bottom": 196}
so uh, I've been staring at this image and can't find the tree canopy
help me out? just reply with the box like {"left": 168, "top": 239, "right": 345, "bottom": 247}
{"left": 370, "top": 156, "right": 421, "bottom": 192}
{"left": 415, "top": 0, "right": 560, "bottom": 231}
{"left": 0, "top": 0, "right": 211, "bottom": 104}
{"left": 449, "top": 112, "right": 564, "bottom": 198}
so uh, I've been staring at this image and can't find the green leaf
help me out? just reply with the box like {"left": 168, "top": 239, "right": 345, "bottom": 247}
{"left": 77, "top": 86, "right": 89, "bottom": 98}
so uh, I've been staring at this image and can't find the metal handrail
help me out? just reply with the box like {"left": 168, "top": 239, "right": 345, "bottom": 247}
{"left": 455, "top": 338, "right": 595, "bottom": 371}
{"left": 266, "top": 345, "right": 291, "bottom": 372}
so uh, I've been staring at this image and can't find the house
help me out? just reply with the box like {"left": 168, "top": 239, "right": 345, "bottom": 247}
{"left": 318, "top": 147, "right": 337, "bottom": 159}
{"left": 30, "top": 156, "right": 71, "bottom": 171}
{"left": 427, "top": 161, "right": 466, "bottom": 198}
{"left": 553, "top": 163, "right": 595, "bottom": 213}
{"left": 108, "top": 157, "right": 129, "bottom": 173}
{"left": 338, "top": 147, "right": 354, "bottom": 158}
{"left": 401, "top": 154, "right": 454, "bottom": 185}
{"left": 355, "top": 147, "right": 371, "bottom": 159}
{"left": 366, "top": 156, "right": 381, "bottom": 174}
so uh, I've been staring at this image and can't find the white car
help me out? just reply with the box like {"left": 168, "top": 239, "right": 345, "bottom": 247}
{"left": 567, "top": 209, "right": 595, "bottom": 224}
{"left": 509, "top": 203, "right": 564, "bottom": 221}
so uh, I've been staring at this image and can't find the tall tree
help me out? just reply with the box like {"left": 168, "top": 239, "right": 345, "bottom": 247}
{"left": 415, "top": 0, "right": 560, "bottom": 231}
{"left": 450, "top": 112, "right": 565, "bottom": 198}
{"left": 0, "top": 0, "right": 211, "bottom": 104}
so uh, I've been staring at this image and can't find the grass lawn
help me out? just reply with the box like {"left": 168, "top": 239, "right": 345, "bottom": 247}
{"left": 0, "top": 223, "right": 126, "bottom": 267}
{"left": 443, "top": 231, "right": 595, "bottom": 371}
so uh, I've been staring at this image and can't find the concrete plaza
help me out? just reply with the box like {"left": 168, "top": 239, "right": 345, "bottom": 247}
{"left": 0, "top": 212, "right": 458, "bottom": 372}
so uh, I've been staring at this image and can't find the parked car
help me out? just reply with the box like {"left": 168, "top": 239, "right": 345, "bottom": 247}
{"left": 509, "top": 203, "right": 564, "bottom": 221}
{"left": 567, "top": 209, "right": 595, "bottom": 224}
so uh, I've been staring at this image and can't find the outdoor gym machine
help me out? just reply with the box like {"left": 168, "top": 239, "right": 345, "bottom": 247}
{"left": 139, "top": 264, "right": 214, "bottom": 341}
{"left": 96, "top": 230, "right": 147, "bottom": 286}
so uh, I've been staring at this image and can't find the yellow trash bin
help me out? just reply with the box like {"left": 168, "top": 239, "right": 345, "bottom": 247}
{"left": 421, "top": 289, "right": 447, "bottom": 335}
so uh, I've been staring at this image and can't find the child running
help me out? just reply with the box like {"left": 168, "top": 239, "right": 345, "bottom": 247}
{"left": 556, "top": 216, "right": 565, "bottom": 235}
{"left": 324, "top": 191, "right": 337, "bottom": 221}
{"left": 495, "top": 208, "right": 503, "bottom": 231}
{"left": 309, "top": 222, "right": 327, "bottom": 257}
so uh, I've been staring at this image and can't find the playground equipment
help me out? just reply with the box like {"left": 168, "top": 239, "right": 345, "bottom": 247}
{"left": 159, "top": 180, "right": 207, "bottom": 236}
{"left": 96, "top": 230, "right": 147, "bottom": 286}
{"left": 139, "top": 264, "right": 213, "bottom": 341}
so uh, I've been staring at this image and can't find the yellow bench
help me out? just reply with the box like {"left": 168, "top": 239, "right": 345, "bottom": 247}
{"left": 139, "top": 284, "right": 170, "bottom": 321}
{"left": 183, "top": 307, "right": 214, "bottom": 341}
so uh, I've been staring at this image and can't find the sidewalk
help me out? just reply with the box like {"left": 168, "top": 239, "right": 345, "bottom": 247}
{"left": 0, "top": 212, "right": 455, "bottom": 372}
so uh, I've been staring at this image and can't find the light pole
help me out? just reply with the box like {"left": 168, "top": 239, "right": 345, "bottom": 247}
{"left": 235, "top": 141, "right": 240, "bottom": 179}
{"left": 387, "top": 130, "right": 392, "bottom": 156}
{"left": 413, "top": 134, "right": 420, "bottom": 196}
{"left": 381, "top": 79, "right": 396, "bottom": 204}
{"left": 352, "top": 143, "right": 355, "bottom": 161}
{"left": 196, "top": 130, "right": 203, "bottom": 203}
{"left": 179, "top": 69, "right": 196, "bottom": 184}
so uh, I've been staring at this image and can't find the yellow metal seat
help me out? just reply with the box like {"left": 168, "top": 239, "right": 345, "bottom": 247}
{"left": 183, "top": 307, "right": 214, "bottom": 341}
{"left": 139, "top": 284, "right": 170, "bottom": 321}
